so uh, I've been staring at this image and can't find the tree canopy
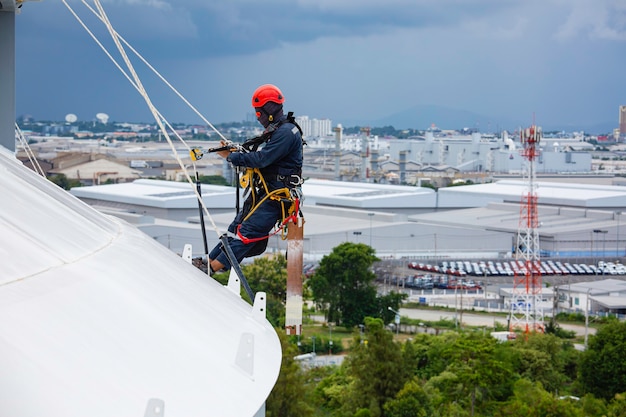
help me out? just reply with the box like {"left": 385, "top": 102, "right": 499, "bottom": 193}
{"left": 242, "top": 254, "right": 288, "bottom": 327}
{"left": 308, "top": 242, "right": 404, "bottom": 329}
{"left": 579, "top": 319, "right": 626, "bottom": 400}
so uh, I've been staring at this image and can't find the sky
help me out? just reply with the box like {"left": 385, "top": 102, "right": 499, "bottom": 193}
{"left": 14, "top": 0, "right": 626, "bottom": 132}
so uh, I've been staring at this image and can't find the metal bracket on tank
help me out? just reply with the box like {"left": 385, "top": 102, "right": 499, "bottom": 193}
{"left": 235, "top": 332, "right": 255, "bottom": 377}
{"left": 181, "top": 244, "right": 193, "bottom": 264}
{"left": 225, "top": 268, "right": 241, "bottom": 296}
{"left": 252, "top": 291, "right": 267, "bottom": 320}
{"left": 144, "top": 398, "right": 165, "bottom": 417}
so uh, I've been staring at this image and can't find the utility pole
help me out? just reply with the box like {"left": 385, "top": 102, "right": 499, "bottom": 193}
{"left": 617, "top": 212, "right": 621, "bottom": 257}
{"left": 328, "top": 323, "right": 333, "bottom": 356}
{"left": 457, "top": 283, "right": 463, "bottom": 329}
{"left": 584, "top": 288, "right": 591, "bottom": 349}
{"left": 550, "top": 286, "right": 559, "bottom": 331}
{"left": 387, "top": 306, "right": 400, "bottom": 336}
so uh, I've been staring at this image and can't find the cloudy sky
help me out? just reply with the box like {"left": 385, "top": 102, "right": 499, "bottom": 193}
{"left": 14, "top": 0, "right": 626, "bottom": 131}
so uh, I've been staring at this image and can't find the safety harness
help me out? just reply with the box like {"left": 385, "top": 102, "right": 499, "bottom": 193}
{"left": 234, "top": 113, "right": 305, "bottom": 244}
{"left": 193, "top": 113, "right": 305, "bottom": 246}
{"left": 235, "top": 168, "right": 303, "bottom": 244}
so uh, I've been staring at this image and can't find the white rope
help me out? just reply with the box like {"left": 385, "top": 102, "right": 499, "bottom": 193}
{"left": 76, "top": 0, "right": 228, "bottom": 143}
{"left": 61, "top": 0, "right": 224, "bottom": 239}
{"left": 60, "top": 0, "right": 190, "bottom": 152}
{"left": 93, "top": 0, "right": 223, "bottom": 237}
{"left": 15, "top": 123, "right": 46, "bottom": 177}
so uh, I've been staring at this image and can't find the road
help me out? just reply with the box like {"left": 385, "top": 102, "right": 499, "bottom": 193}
{"left": 399, "top": 308, "right": 595, "bottom": 337}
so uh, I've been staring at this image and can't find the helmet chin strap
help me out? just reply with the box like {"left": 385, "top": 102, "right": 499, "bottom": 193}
{"left": 256, "top": 103, "right": 283, "bottom": 128}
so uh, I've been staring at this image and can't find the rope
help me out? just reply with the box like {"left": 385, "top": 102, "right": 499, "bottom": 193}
{"left": 235, "top": 196, "right": 301, "bottom": 244}
{"left": 62, "top": 1, "right": 188, "bottom": 148}
{"left": 60, "top": 1, "right": 304, "bottom": 271}
{"left": 75, "top": 0, "right": 228, "bottom": 143}
{"left": 61, "top": 0, "right": 224, "bottom": 239}
{"left": 15, "top": 123, "right": 46, "bottom": 177}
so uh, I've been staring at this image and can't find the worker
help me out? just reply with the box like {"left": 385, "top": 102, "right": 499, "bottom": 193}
{"left": 209, "top": 84, "right": 304, "bottom": 273}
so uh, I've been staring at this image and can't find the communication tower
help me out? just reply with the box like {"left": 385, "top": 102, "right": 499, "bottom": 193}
{"left": 511, "top": 124, "right": 544, "bottom": 333}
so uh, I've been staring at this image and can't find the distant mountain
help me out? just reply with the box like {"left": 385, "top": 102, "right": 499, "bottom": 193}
{"left": 340, "top": 104, "right": 616, "bottom": 134}
{"left": 377, "top": 105, "right": 520, "bottom": 132}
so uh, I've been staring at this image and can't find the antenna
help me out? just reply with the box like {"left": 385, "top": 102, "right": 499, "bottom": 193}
{"left": 65, "top": 113, "right": 78, "bottom": 123}
{"left": 96, "top": 112, "right": 109, "bottom": 124}
{"left": 512, "top": 124, "right": 544, "bottom": 334}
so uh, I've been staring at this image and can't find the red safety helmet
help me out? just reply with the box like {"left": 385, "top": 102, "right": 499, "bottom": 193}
{"left": 251, "top": 84, "right": 284, "bottom": 108}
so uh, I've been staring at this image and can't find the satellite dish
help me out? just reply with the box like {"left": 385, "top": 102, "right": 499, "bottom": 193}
{"left": 96, "top": 113, "right": 109, "bottom": 124}
{"left": 65, "top": 113, "right": 77, "bottom": 123}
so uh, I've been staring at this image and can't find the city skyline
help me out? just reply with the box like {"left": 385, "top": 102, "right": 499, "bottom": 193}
{"left": 14, "top": 0, "right": 626, "bottom": 132}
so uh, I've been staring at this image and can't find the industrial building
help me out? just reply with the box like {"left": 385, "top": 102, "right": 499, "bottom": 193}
{"left": 557, "top": 279, "right": 626, "bottom": 316}
{"left": 300, "top": 127, "right": 594, "bottom": 187}
{"left": 71, "top": 177, "right": 626, "bottom": 263}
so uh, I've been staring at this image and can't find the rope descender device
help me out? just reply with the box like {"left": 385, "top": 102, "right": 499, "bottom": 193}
{"left": 190, "top": 148, "right": 204, "bottom": 161}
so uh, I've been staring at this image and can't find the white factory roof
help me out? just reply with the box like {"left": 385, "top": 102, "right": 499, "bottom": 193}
{"left": 71, "top": 177, "right": 626, "bottom": 215}
{"left": 68, "top": 176, "right": 626, "bottom": 260}
{"left": 302, "top": 179, "right": 436, "bottom": 208}
{"left": 566, "top": 279, "right": 626, "bottom": 295}
{"left": 439, "top": 180, "right": 626, "bottom": 208}
{"left": 71, "top": 178, "right": 235, "bottom": 209}
{"left": 72, "top": 178, "right": 437, "bottom": 211}
{"left": 592, "top": 296, "right": 626, "bottom": 309}
{"left": 564, "top": 279, "right": 626, "bottom": 310}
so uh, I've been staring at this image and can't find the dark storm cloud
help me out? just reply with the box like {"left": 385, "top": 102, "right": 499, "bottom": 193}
{"left": 24, "top": 0, "right": 518, "bottom": 59}
{"left": 14, "top": 0, "right": 626, "bottom": 128}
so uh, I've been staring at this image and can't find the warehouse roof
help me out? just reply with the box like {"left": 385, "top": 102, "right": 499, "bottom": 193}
{"left": 71, "top": 179, "right": 235, "bottom": 209}
{"left": 439, "top": 180, "right": 626, "bottom": 209}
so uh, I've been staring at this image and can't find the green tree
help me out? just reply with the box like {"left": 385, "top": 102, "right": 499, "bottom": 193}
{"left": 425, "top": 332, "right": 514, "bottom": 416}
{"left": 495, "top": 379, "right": 584, "bottom": 417}
{"left": 266, "top": 331, "right": 314, "bottom": 417}
{"left": 423, "top": 371, "right": 470, "bottom": 417}
{"left": 608, "top": 392, "right": 626, "bottom": 417}
{"left": 196, "top": 174, "right": 229, "bottom": 185}
{"left": 241, "top": 254, "right": 288, "bottom": 327}
{"left": 417, "top": 332, "right": 462, "bottom": 379}
{"left": 308, "top": 242, "right": 379, "bottom": 328}
{"left": 377, "top": 292, "right": 407, "bottom": 325}
{"left": 342, "top": 317, "right": 408, "bottom": 417}
{"left": 580, "top": 394, "right": 608, "bottom": 417}
{"left": 48, "top": 173, "right": 82, "bottom": 190}
{"left": 401, "top": 340, "right": 419, "bottom": 380}
{"left": 383, "top": 378, "right": 432, "bottom": 417}
{"left": 579, "top": 320, "right": 626, "bottom": 400}
{"left": 507, "top": 333, "right": 576, "bottom": 394}
{"left": 311, "top": 364, "right": 354, "bottom": 414}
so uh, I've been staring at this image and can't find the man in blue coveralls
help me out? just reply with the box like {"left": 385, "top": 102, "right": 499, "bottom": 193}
{"left": 209, "top": 84, "right": 304, "bottom": 273}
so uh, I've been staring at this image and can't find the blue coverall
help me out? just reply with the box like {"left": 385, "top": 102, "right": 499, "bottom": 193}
{"left": 208, "top": 114, "right": 303, "bottom": 270}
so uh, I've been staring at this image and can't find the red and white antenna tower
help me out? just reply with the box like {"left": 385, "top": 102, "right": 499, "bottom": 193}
{"left": 511, "top": 124, "right": 544, "bottom": 333}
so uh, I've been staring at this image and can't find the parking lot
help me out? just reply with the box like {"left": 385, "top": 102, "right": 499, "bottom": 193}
{"left": 374, "top": 258, "right": 626, "bottom": 292}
